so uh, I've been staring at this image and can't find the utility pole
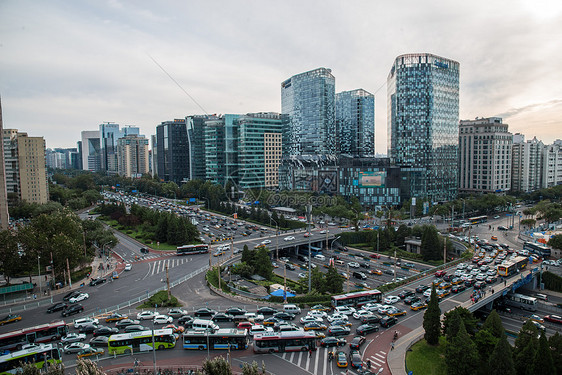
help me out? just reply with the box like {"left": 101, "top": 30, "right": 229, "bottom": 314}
{"left": 393, "top": 249, "right": 397, "bottom": 283}
{"left": 283, "top": 262, "right": 287, "bottom": 304}
{"left": 307, "top": 204, "right": 312, "bottom": 293}
{"left": 346, "top": 263, "right": 350, "bottom": 293}
{"left": 443, "top": 238, "right": 447, "bottom": 265}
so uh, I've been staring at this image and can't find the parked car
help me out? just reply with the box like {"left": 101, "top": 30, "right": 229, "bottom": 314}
{"left": 63, "top": 342, "right": 90, "bottom": 354}
{"left": 136, "top": 311, "right": 156, "bottom": 320}
{"left": 153, "top": 315, "right": 173, "bottom": 325}
{"left": 349, "top": 336, "right": 365, "bottom": 349}
{"left": 93, "top": 326, "right": 119, "bottom": 337}
{"left": 115, "top": 319, "right": 141, "bottom": 328}
{"left": 356, "top": 324, "right": 379, "bottom": 335}
{"left": 61, "top": 333, "right": 86, "bottom": 344}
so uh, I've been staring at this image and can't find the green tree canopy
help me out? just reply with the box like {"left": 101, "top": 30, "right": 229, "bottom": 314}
{"left": 423, "top": 285, "right": 441, "bottom": 345}
{"left": 445, "top": 320, "right": 479, "bottom": 375}
{"left": 488, "top": 334, "right": 516, "bottom": 375}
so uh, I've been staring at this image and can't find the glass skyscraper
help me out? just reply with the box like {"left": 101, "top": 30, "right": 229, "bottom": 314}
{"left": 336, "top": 89, "right": 375, "bottom": 157}
{"left": 156, "top": 119, "right": 190, "bottom": 185}
{"left": 281, "top": 67, "right": 336, "bottom": 159}
{"left": 387, "top": 53, "right": 460, "bottom": 202}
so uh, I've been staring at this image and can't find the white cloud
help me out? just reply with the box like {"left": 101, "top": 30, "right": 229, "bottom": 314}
{"left": 0, "top": 0, "right": 560, "bottom": 152}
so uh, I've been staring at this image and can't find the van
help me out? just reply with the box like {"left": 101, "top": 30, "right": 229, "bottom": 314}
{"left": 283, "top": 304, "right": 301, "bottom": 315}
{"left": 191, "top": 319, "right": 219, "bottom": 332}
{"left": 536, "top": 293, "right": 548, "bottom": 301}
{"left": 335, "top": 260, "right": 345, "bottom": 266}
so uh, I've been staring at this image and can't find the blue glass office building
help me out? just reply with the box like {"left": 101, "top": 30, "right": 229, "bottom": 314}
{"left": 281, "top": 67, "right": 336, "bottom": 159}
{"left": 336, "top": 89, "right": 375, "bottom": 157}
{"left": 387, "top": 53, "right": 460, "bottom": 202}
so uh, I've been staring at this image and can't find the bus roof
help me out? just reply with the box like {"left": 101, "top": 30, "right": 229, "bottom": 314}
{"left": 108, "top": 328, "right": 173, "bottom": 341}
{"left": 183, "top": 328, "right": 247, "bottom": 337}
{"left": 332, "top": 289, "right": 381, "bottom": 300}
{"left": 509, "top": 293, "right": 537, "bottom": 301}
{"left": 0, "top": 344, "right": 56, "bottom": 361}
{"left": 0, "top": 321, "right": 66, "bottom": 340}
{"left": 254, "top": 331, "right": 315, "bottom": 340}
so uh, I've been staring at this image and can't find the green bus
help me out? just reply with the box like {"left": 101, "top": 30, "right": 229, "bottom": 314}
{"left": 0, "top": 344, "right": 62, "bottom": 374}
{"left": 108, "top": 329, "right": 176, "bottom": 355}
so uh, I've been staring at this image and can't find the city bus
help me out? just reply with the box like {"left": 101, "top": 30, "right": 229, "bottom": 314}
{"left": 0, "top": 321, "right": 68, "bottom": 352}
{"left": 523, "top": 242, "right": 551, "bottom": 257}
{"left": 330, "top": 289, "right": 382, "bottom": 308}
{"left": 107, "top": 329, "right": 176, "bottom": 354}
{"left": 0, "top": 344, "right": 62, "bottom": 374}
{"left": 253, "top": 331, "right": 316, "bottom": 354}
{"left": 182, "top": 329, "right": 249, "bottom": 350}
{"left": 176, "top": 244, "right": 209, "bottom": 256}
{"left": 469, "top": 215, "right": 488, "bottom": 224}
{"left": 497, "top": 256, "right": 528, "bottom": 277}
{"left": 504, "top": 293, "right": 538, "bottom": 312}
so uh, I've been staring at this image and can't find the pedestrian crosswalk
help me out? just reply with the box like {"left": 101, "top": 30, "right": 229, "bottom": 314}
{"left": 128, "top": 253, "right": 175, "bottom": 263}
{"left": 145, "top": 258, "right": 191, "bottom": 277}
{"left": 276, "top": 347, "right": 382, "bottom": 375}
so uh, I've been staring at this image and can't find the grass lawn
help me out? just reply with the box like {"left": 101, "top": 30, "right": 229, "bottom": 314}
{"left": 406, "top": 337, "right": 447, "bottom": 375}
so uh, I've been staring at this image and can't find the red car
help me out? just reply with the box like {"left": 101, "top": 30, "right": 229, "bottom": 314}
{"left": 544, "top": 315, "right": 562, "bottom": 324}
{"left": 434, "top": 270, "right": 447, "bottom": 278}
{"left": 370, "top": 253, "right": 381, "bottom": 259}
{"left": 237, "top": 321, "right": 253, "bottom": 329}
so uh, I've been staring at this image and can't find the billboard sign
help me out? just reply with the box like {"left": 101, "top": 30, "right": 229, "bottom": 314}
{"left": 358, "top": 171, "right": 385, "bottom": 187}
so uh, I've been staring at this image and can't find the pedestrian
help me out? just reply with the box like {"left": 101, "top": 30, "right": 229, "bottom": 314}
{"left": 492, "top": 288, "right": 494, "bottom": 294}
{"left": 504, "top": 279, "right": 507, "bottom": 286}
{"left": 391, "top": 342, "right": 394, "bottom": 350}
{"left": 309, "top": 348, "right": 312, "bottom": 357}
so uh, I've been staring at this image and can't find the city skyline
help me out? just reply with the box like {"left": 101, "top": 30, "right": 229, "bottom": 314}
{"left": 1, "top": 1, "right": 561, "bottom": 151}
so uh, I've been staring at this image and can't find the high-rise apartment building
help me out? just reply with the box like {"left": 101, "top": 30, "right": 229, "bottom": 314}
{"left": 387, "top": 53, "right": 460, "bottom": 202}
{"left": 150, "top": 135, "right": 157, "bottom": 177}
{"left": 204, "top": 117, "right": 229, "bottom": 185}
{"left": 0, "top": 99, "right": 9, "bottom": 229}
{"left": 512, "top": 134, "right": 544, "bottom": 192}
{"left": 264, "top": 132, "right": 282, "bottom": 188}
{"left": 336, "top": 89, "right": 375, "bottom": 157}
{"left": 281, "top": 67, "right": 336, "bottom": 159}
{"left": 459, "top": 117, "right": 512, "bottom": 193}
{"left": 156, "top": 119, "right": 190, "bottom": 185}
{"left": 116, "top": 134, "right": 149, "bottom": 178}
{"left": 46, "top": 148, "right": 80, "bottom": 170}
{"left": 186, "top": 115, "right": 213, "bottom": 181}
{"left": 3, "top": 129, "right": 48, "bottom": 205}
{"left": 81, "top": 130, "right": 101, "bottom": 171}
{"left": 542, "top": 140, "right": 562, "bottom": 189}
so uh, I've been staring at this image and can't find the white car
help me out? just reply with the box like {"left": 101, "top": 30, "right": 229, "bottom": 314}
{"left": 384, "top": 296, "right": 400, "bottom": 305}
{"left": 73, "top": 318, "right": 99, "bottom": 328}
{"left": 314, "top": 254, "right": 326, "bottom": 261}
{"left": 69, "top": 293, "right": 89, "bottom": 303}
{"left": 153, "top": 315, "right": 173, "bottom": 324}
{"left": 423, "top": 289, "right": 432, "bottom": 298}
{"left": 319, "top": 230, "right": 329, "bottom": 234}
{"left": 124, "top": 264, "right": 132, "bottom": 271}
{"left": 307, "top": 310, "right": 327, "bottom": 319}
{"left": 377, "top": 305, "right": 394, "bottom": 315}
{"left": 334, "top": 306, "right": 356, "bottom": 315}
{"left": 63, "top": 342, "right": 90, "bottom": 354}
{"left": 283, "top": 236, "right": 295, "bottom": 241}
{"left": 352, "top": 310, "right": 373, "bottom": 320}
{"left": 136, "top": 311, "right": 156, "bottom": 320}
{"left": 299, "top": 316, "right": 323, "bottom": 325}
{"left": 261, "top": 240, "right": 272, "bottom": 245}
{"left": 348, "top": 262, "right": 360, "bottom": 268}
{"left": 249, "top": 325, "right": 273, "bottom": 337}
{"left": 361, "top": 304, "right": 383, "bottom": 313}
{"left": 244, "top": 313, "right": 265, "bottom": 323}
{"left": 327, "top": 313, "right": 349, "bottom": 323}
{"left": 61, "top": 333, "right": 87, "bottom": 344}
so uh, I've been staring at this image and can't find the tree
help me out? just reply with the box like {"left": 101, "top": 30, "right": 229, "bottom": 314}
{"left": 442, "top": 307, "right": 477, "bottom": 338}
{"left": 423, "top": 285, "right": 441, "bottom": 345}
{"left": 199, "top": 356, "right": 232, "bottom": 375}
{"left": 513, "top": 320, "right": 539, "bottom": 375}
{"left": 474, "top": 329, "right": 498, "bottom": 375}
{"left": 324, "top": 265, "right": 344, "bottom": 294}
{"left": 548, "top": 234, "right": 562, "bottom": 251}
{"left": 420, "top": 225, "right": 440, "bottom": 261}
{"left": 443, "top": 308, "right": 462, "bottom": 342}
{"left": 533, "top": 333, "right": 556, "bottom": 375}
{"left": 548, "top": 332, "right": 562, "bottom": 374}
{"left": 241, "top": 246, "right": 254, "bottom": 264}
{"left": 488, "top": 334, "right": 516, "bottom": 375}
{"left": 0, "top": 230, "right": 25, "bottom": 284}
{"left": 75, "top": 359, "right": 105, "bottom": 375}
{"left": 482, "top": 310, "right": 505, "bottom": 339}
{"left": 241, "top": 360, "right": 267, "bottom": 375}
{"left": 445, "top": 321, "right": 478, "bottom": 375}
{"left": 253, "top": 248, "right": 273, "bottom": 280}
{"left": 310, "top": 266, "right": 325, "bottom": 293}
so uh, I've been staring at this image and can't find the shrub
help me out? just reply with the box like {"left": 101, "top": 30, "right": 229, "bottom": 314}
{"left": 138, "top": 290, "right": 180, "bottom": 308}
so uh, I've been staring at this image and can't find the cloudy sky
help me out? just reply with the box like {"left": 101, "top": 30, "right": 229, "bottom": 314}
{"left": 1, "top": 0, "right": 561, "bottom": 153}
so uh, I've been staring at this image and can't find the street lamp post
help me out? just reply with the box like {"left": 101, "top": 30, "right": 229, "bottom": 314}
{"left": 329, "top": 236, "right": 341, "bottom": 252}
{"left": 37, "top": 256, "right": 42, "bottom": 295}
{"left": 270, "top": 217, "right": 279, "bottom": 260}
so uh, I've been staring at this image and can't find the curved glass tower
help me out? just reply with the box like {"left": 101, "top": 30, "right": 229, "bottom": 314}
{"left": 387, "top": 53, "right": 460, "bottom": 202}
